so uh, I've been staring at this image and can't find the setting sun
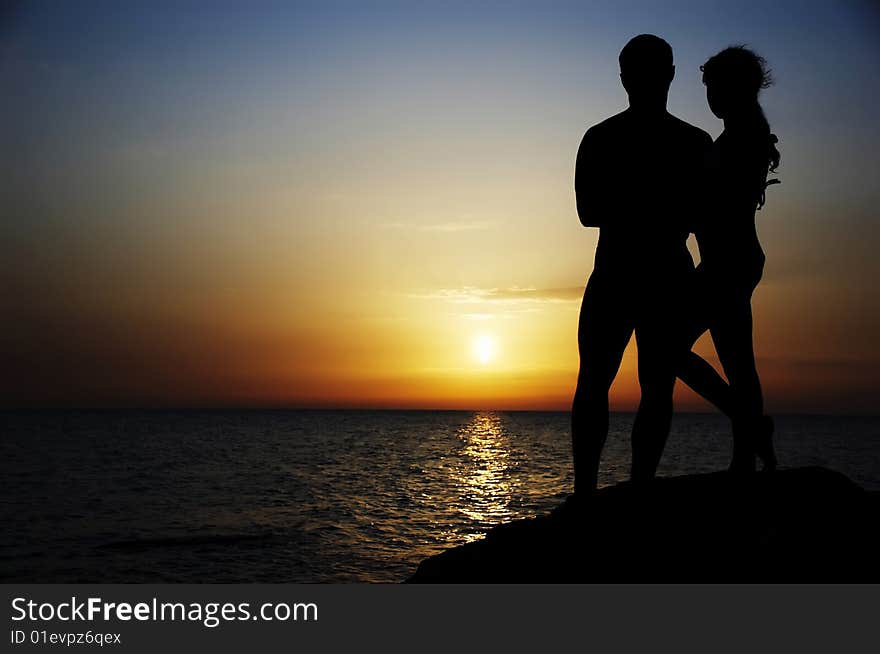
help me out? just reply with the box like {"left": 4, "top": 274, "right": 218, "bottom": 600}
{"left": 473, "top": 335, "right": 496, "bottom": 365}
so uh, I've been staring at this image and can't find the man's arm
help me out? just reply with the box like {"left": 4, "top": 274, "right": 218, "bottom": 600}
{"left": 574, "top": 127, "right": 612, "bottom": 228}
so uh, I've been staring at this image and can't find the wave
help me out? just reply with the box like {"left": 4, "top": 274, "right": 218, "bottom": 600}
{"left": 97, "top": 532, "right": 279, "bottom": 552}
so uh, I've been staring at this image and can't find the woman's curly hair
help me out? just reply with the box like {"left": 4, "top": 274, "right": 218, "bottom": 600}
{"left": 701, "top": 45, "right": 774, "bottom": 96}
{"left": 702, "top": 45, "right": 781, "bottom": 205}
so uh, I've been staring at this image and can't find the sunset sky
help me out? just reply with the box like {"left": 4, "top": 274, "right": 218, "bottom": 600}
{"left": 3, "top": 1, "right": 879, "bottom": 412}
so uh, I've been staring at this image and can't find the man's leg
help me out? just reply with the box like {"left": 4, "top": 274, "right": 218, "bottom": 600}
{"left": 631, "top": 320, "right": 677, "bottom": 484}
{"left": 571, "top": 273, "right": 633, "bottom": 493}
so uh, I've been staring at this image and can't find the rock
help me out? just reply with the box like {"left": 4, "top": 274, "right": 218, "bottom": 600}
{"left": 406, "top": 467, "right": 879, "bottom": 582}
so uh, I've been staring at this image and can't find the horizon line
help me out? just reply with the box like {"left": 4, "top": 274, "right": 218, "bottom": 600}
{"left": 2, "top": 406, "right": 878, "bottom": 419}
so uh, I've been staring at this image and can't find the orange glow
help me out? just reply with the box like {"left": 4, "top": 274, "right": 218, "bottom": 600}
{"left": 4, "top": 5, "right": 879, "bottom": 414}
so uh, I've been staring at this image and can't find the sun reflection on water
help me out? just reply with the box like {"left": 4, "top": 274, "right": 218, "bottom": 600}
{"left": 452, "top": 412, "right": 518, "bottom": 538}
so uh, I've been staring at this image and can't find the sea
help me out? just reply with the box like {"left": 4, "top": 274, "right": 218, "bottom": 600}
{"left": 1, "top": 410, "right": 878, "bottom": 583}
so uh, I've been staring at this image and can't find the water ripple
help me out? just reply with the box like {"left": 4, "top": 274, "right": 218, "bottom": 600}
{"left": 1, "top": 410, "right": 878, "bottom": 582}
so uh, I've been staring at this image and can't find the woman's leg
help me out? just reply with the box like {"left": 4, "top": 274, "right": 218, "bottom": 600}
{"left": 709, "top": 296, "right": 775, "bottom": 470}
{"left": 710, "top": 299, "right": 763, "bottom": 421}
{"left": 676, "top": 319, "right": 776, "bottom": 469}
{"left": 677, "top": 350, "right": 735, "bottom": 417}
{"left": 673, "top": 283, "right": 736, "bottom": 418}
{"left": 671, "top": 265, "right": 737, "bottom": 417}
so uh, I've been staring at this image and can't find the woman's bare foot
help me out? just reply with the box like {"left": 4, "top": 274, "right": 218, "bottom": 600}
{"left": 755, "top": 415, "right": 777, "bottom": 472}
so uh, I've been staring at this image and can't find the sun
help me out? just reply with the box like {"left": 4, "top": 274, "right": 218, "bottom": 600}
{"left": 473, "top": 334, "right": 495, "bottom": 365}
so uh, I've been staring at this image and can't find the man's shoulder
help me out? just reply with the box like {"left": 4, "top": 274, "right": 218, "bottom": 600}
{"left": 583, "top": 110, "right": 630, "bottom": 139}
{"left": 578, "top": 111, "right": 630, "bottom": 156}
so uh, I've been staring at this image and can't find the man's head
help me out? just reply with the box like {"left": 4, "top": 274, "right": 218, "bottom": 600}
{"left": 619, "top": 34, "right": 674, "bottom": 110}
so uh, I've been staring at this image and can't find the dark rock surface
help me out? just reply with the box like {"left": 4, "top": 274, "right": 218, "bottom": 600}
{"left": 407, "top": 467, "right": 879, "bottom": 582}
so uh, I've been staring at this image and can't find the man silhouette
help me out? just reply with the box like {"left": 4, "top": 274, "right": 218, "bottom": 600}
{"left": 572, "top": 34, "right": 712, "bottom": 492}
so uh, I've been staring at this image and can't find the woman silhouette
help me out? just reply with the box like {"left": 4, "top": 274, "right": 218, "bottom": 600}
{"left": 677, "top": 46, "right": 780, "bottom": 472}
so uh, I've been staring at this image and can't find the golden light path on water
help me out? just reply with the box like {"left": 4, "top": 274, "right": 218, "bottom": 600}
{"left": 452, "top": 412, "right": 519, "bottom": 539}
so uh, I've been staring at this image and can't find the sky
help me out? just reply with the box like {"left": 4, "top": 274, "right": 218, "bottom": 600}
{"left": 2, "top": 0, "right": 879, "bottom": 412}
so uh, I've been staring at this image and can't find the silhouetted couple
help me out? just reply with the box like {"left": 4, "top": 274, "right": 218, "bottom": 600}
{"left": 572, "top": 34, "right": 781, "bottom": 492}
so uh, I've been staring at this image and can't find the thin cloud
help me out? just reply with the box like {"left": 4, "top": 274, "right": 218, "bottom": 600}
{"left": 382, "top": 221, "right": 494, "bottom": 233}
{"left": 458, "top": 313, "right": 495, "bottom": 321}
{"left": 411, "top": 286, "right": 584, "bottom": 305}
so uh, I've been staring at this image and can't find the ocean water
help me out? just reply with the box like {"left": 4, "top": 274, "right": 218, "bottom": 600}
{"left": 1, "top": 410, "right": 878, "bottom": 583}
